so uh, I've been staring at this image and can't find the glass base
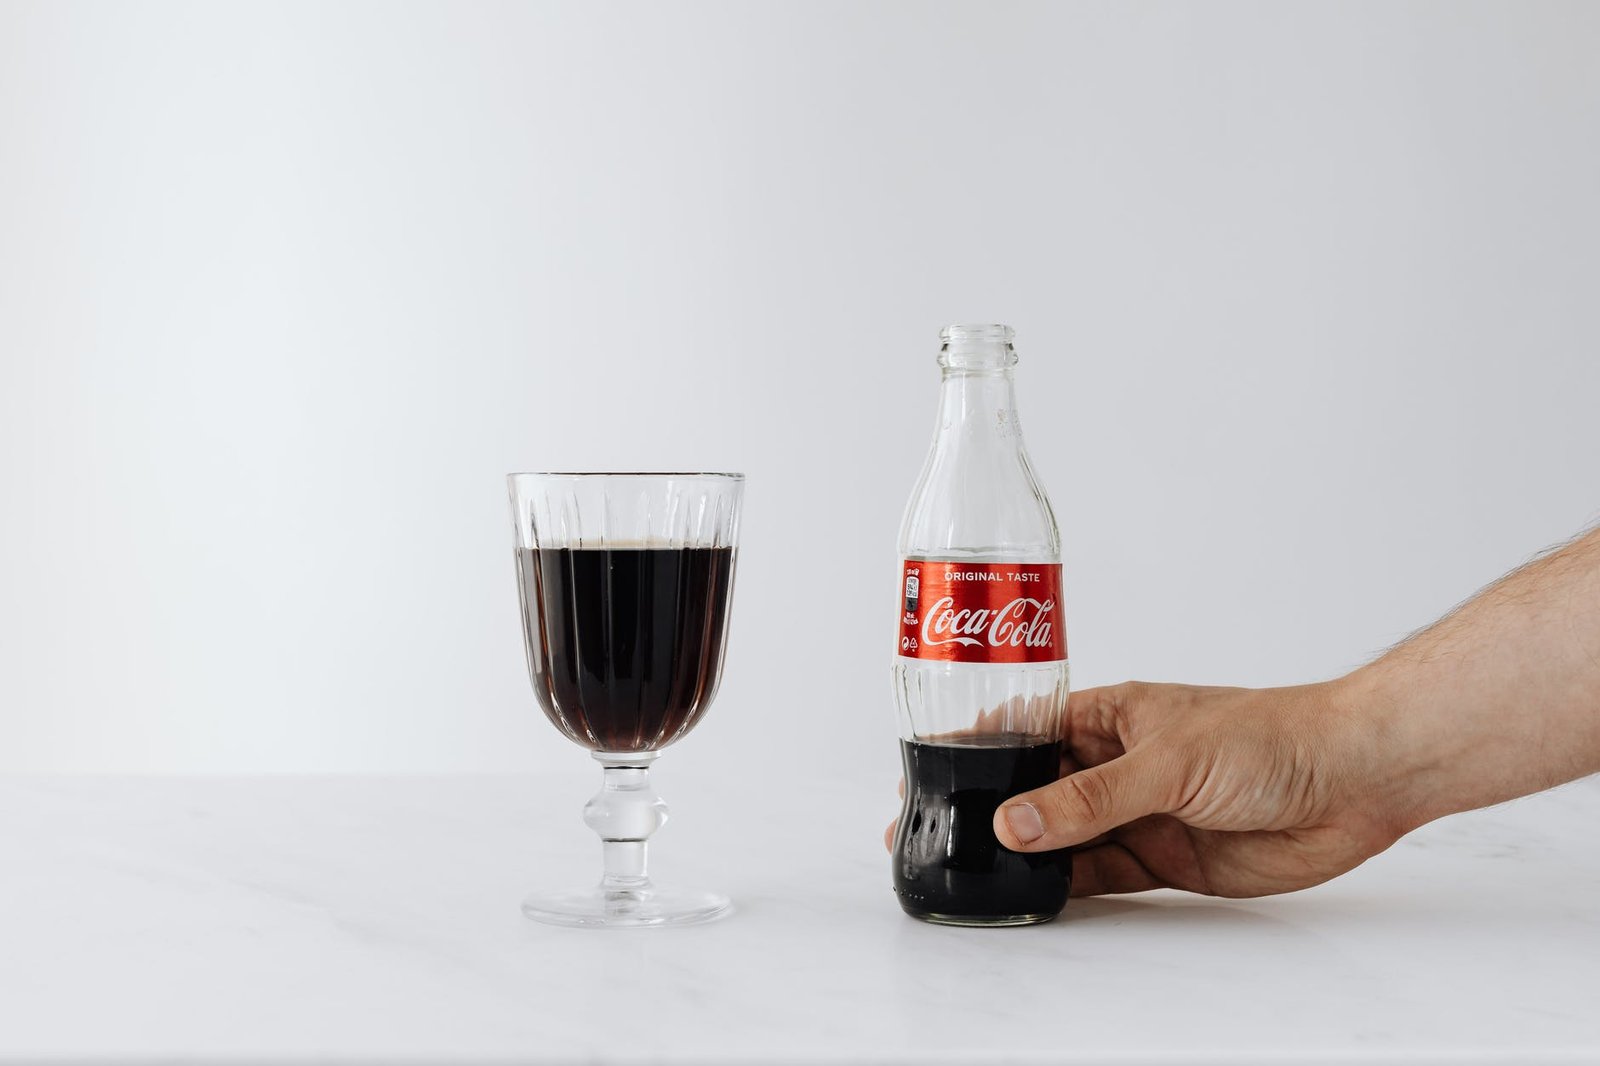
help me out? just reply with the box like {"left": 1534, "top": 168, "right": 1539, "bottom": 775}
{"left": 907, "top": 910, "right": 1060, "bottom": 927}
{"left": 522, "top": 886, "right": 732, "bottom": 929}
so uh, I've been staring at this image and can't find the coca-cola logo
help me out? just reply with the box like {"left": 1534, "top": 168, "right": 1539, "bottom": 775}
{"left": 896, "top": 559, "right": 1066, "bottom": 664}
{"left": 920, "top": 595, "right": 1056, "bottom": 651}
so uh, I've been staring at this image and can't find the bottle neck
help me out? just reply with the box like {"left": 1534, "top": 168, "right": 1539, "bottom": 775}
{"left": 936, "top": 368, "right": 1021, "bottom": 435}
{"left": 936, "top": 325, "right": 1021, "bottom": 433}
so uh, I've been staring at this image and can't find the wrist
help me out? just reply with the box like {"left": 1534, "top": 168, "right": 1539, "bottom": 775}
{"left": 1334, "top": 662, "right": 1466, "bottom": 835}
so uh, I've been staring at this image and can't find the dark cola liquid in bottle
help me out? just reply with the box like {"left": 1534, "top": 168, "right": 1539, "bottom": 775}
{"left": 891, "top": 325, "right": 1072, "bottom": 926}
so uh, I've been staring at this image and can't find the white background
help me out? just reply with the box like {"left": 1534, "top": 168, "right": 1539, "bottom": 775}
{"left": 2, "top": 1, "right": 1597, "bottom": 782}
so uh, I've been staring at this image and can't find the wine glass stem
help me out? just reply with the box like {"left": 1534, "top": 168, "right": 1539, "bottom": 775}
{"left": 585, "top": 753, "right": 667, "bottom": 903}
{"left": 603, "top": 839, "right": 648, "bottom": 892}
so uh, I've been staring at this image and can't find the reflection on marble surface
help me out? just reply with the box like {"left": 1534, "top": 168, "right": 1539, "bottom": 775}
{"left": 0, "top": 772, "right": 1596, "bottom": 1063}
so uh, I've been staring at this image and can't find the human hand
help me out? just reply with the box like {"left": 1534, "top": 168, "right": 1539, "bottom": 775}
{"left": 1004, "top": 681, "right": 1421, "bottom": 896}
{"left": 887, "top": 680, "right": 1415, "bottom": 898}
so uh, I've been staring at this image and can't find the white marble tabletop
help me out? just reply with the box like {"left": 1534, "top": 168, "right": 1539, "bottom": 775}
{"left": 1, "top": 769, "right": 1597, "bottom": 1064}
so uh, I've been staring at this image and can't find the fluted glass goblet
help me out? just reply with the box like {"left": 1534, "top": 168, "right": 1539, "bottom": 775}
{"left": 507, "top": 472, "right": 742, "bottom": 928}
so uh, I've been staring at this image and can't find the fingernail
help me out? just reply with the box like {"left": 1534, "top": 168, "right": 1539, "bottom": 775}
{"left": 1004, "top": 802, "right": 1044, "bottom": 844}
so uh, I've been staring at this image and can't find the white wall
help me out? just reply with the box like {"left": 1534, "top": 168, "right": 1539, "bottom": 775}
{"left": 2, "top": 1, "right": 1597, "bottom": 776}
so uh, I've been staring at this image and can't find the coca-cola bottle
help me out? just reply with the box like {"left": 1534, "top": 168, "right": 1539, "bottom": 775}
{"left": 891, "top": 323, "right": 1072, "bottom": 926}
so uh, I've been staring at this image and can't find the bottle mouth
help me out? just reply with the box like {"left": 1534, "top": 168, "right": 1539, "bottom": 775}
{"left": 938, "top": 323, "right": 1017, "bottom": 370}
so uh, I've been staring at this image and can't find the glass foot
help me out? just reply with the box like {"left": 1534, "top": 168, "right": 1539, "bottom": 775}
{"left": 522, "top": 885, "right": 732, "bottom": 929}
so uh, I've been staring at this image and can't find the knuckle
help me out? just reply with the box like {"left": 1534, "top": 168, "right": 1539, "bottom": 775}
{"left": 1115, "top": 680, "right": 1157, "bottom": 705}
{"left": 1050, "top": 769, "right": 1114, "bottom": 828}
{"left": 1104, "top": 680, "right": 1154, "bottom": 740}
{"left": 1115, "top": 680, "right": 1149, "bottom": 702}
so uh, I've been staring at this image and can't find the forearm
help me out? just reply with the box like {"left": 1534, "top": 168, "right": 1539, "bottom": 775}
{"left": 1347, "top": 526, "right": 1600, "bottom": 830}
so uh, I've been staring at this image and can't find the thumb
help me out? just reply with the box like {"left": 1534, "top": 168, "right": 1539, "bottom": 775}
{"left": 994, "top": 752, "right": 1173, "bottom": 851}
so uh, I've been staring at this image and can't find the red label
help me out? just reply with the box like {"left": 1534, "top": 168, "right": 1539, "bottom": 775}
{"left": 897, "top": 560, "right": 1067, "bottom": 663}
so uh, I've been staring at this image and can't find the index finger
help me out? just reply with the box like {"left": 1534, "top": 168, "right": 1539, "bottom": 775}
{"left": 1062, "top": 685, "right": 1131, "bottom": 769}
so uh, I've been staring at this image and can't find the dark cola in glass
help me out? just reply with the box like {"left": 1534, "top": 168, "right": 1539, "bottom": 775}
{"left": 516, "top": 545, "right": 734, "bottom": 752}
